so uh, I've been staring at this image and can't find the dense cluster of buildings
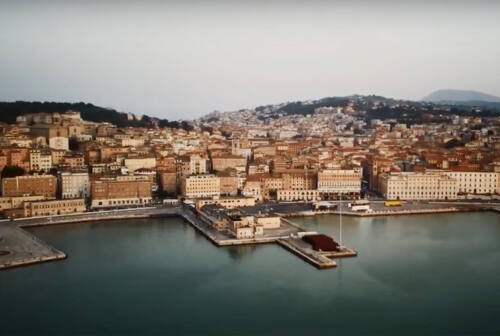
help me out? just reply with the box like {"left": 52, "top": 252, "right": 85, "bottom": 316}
{"left": 0, "top": 103, "right": 498, "bottom": 218}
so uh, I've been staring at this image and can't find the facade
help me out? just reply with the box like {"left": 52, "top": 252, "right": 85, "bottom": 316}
{"left": 60, "top": 171, "right": 90, "bottom": 199}
{"left": 91, "top": 175, "right": 153, "bottom": 208}
{"left": 2, "top": 175, "right": 57, "bottom": 198}
{"left": 442, "top": 171, "right": 500, "bottom": 194}
{"left": 282, "top": 172, "right": 316, "bottom": 190}
{"left": 211, "top": 155, "right": 247, "bottom": 172}
{"left": 317, "top": 168, "right": 362, "bottom": 196}
{"left": 62, "top": 155, "right": 86, "bottom": 168}
{"left": 21, "top": 198, "right": 86, "bottom": 217}
{"left": 48, "top": 137, "right": 69, "bottom": 150}
{"left": 195, "top": 196, "right": 255, "bottom": 209}
{"left": 29, "top": 149, "right": 52, "bottom": 171}
{"left": 0, "top": 195, "right": 46, "bottom": 211}
{"left": 181, "top": 174, "right": 220, "bottom": 198}
{"left": 379, "top": 172, "right": 458, "bottom": 200}
{"left": 159, "top": 171, "right": 177, "bottom": 194}
{"left": 277, "top": 189, "right": 321, "bottom": 201}
{"left": 124, "top": 157, "right": 156, "bottom": 173}
{"left": 218, "top": 173, "right": 239, "bottom": 196}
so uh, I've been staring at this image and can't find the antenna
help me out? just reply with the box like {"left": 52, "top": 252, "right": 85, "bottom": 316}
{"left": 339, "top": 192, "right": 342, "bottom": 248}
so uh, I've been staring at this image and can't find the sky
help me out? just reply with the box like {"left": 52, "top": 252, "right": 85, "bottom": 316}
{"left": 1, "top": 0, "right": 499, "bottom": 120}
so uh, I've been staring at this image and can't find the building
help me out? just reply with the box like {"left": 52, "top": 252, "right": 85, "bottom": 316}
{"left": 217, "top": 170, "right": 239, "bottom": 196}
{"left": 0, "top": 195, "right": 46, "bottom": 212}
{"left": 29, "top": 149, "right": 53, "bottom": 171}
{"left": 176, "top": 154, "right": 207, "bottom": 177}
{"left": 211, "top": 155, "right": 247, "bottom": 172}
{"left": 91, "top": 175, "right": 153, "bottom": 208}
{"left": 282, "top": 172, "right": 316, "bottom": 190}
{"left": 277, "top": 189, "right": 321, "bottom": 201}
{"left": 317, "top": 168, "right": 362, "bottom": 197}
{"left": 60, "top": 171, "right": 90, "bottom": 199}
{"left": 195, "top": 195, "right": 255, "bottom": 209}
{"left": 442, "top": 171, "right": 500, "bottom": 194}
{"left": 15, "top": 198, "right": 86, "bottom": 218}
{"left": 181, "top": 174, "right": 220, "bottom": 199}
{"left": 159, "top": 171, "right": 177, "bottom": 194}
{"left": 62, "top": 154, "right": 86, "bottom": 169}
{"left": 378, "top": 172, "right": 458, "bottom": 200}
{"left": 124, "top": 156, "right": 156, "bottom": 173}
{"left": 2, "top": 175, "right": 57, "bottom": 198}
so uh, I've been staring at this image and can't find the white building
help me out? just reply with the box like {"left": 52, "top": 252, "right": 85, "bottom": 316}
{"left": 379, "top": 172, "right": 458, "bottom": 200}
{"left": 60, "top": 171, "right": 90, "bottom": 199}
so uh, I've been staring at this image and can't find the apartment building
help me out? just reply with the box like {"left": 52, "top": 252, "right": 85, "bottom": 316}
{"left": 29, "top": 149, "right": 52, "bottom": 171}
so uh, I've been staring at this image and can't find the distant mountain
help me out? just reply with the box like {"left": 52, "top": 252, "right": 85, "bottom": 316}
{"left": 423, "top": 89, "right": 500, "bottom": 103}
{"left": 0, "top": 101, "right": 192, "bottom": 129}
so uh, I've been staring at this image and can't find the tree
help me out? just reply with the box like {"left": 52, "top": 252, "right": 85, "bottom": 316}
{"left": 69, "top": 137, "right": 79, "bottom": 151}
{"left": 1, "top": 166, "right": 26, "bottom": 178}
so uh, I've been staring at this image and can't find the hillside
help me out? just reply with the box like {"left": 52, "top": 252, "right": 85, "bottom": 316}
{"left": 0, "top": 101, "right": 191, "bottom": 129}
{"left": 423, "top": 89, "right": 500, "bottom": 103}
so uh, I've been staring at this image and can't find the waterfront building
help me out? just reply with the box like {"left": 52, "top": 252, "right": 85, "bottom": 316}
{"left": 379, "top": 172, "right": 458, "bottom": 200}
{"left": 60, "top": 171, "right": 90, "bottom": 199}
{"left": 0, "top": 195, "right": 46, "bottom": 212}
{"left": 2, "top": 175, "right": 57, "bottom": 198}
{"left": 317, "top": 168, "right": 362, "bottom": 197}
{"left": 181, "top": 174, "right": 220, "bottom": 199}
{"left": 277, "top": 189, "right": 321, "bottom": 201}
{"left": 91, "top": 175, "right": 153, "bottom": 208}
{"left": 16, "top": 198, "right": 86, "bottom": 217}
{"left": 442, "top": 170, "right": 500, "bottom": 194}
{"left": 195, "top": 195, "right": 255, "bottom": 210}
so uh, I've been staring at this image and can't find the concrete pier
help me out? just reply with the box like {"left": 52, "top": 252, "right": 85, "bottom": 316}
{"left": 0, "top": 224, "right": 66, "bottom": 270}
{"left": 277, "top": 238, "right": 337, "bottom": 269}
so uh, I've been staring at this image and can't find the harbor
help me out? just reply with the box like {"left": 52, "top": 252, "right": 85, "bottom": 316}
{"left": 1, "top": 200, "right": 498, "bottom": 270}
{"left": 0, "top": 202, "right": 360, "bottom": 270}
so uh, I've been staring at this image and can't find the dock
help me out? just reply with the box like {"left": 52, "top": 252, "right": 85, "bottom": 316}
{"left": 0, "top": 224, "right": 66, "bottom": 270}
{"left": 277, "top": 238, "right": 337, "bottom": 269}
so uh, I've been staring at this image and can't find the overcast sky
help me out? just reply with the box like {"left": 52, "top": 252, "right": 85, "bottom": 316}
{"left": 1, "top": 0, "right": 499, "bottom": 120}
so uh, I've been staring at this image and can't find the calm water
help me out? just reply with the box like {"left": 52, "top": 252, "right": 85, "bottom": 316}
{"left": 1, "top": 212, "right": 499, "bottom": 335}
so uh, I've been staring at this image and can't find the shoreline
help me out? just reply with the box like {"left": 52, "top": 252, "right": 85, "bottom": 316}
{"left": 1, "top": 203, "right": 498, "bottom": 270}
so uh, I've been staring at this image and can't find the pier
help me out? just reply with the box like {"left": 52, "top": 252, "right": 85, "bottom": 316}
{"left": 277, "top": 238, "right": 337, "bottom": 269}
{"left": 0, "top": 224, "right": 66, "bottom": 270}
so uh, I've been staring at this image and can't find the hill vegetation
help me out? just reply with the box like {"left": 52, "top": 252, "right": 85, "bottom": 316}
{"left": 0, "top": 101, "right": 193, "bottom": 130}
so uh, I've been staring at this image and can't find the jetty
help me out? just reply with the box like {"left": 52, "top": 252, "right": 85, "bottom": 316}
{"left": 0, "top": 223, "right": 66, "bottom": 270}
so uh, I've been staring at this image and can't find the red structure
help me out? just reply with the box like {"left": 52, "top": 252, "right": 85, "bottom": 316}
{"left": 303, "top": 234, "right": 340, "bottom": 252}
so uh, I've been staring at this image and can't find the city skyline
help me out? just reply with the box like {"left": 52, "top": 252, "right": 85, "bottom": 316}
{"left": 1, "top": 0, "right": 500, "bottom": 119}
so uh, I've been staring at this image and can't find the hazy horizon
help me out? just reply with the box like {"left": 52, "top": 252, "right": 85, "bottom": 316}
{"left": 1, "top": 0, "right": 499, "bottom": 119}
